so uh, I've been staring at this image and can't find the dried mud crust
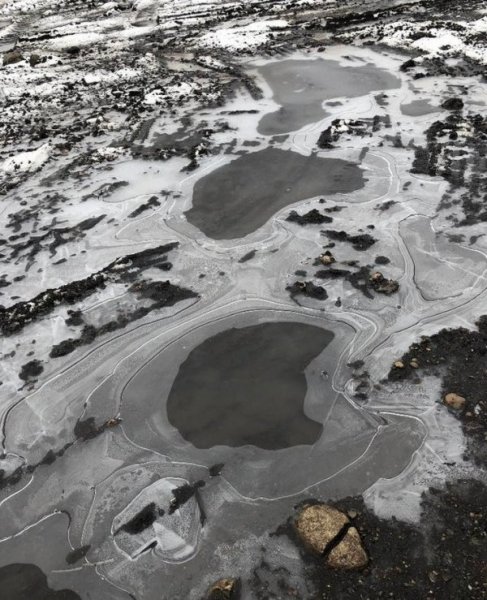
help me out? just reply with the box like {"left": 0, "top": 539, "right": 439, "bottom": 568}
{"left": 274, "top": 479, "right": 487, "bottom": 600}
{"left": 389, "top": 316, "right": 487, "bottom": 467}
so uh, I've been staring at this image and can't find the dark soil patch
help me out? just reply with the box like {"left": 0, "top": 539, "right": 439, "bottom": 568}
{"left": 18, "top": 359, "right": 43, "bottom": 382}
{"left": 286, "top": 209, "right": 333, "bottom": 226}
{"left": 274, "top": 478, "right": 487, "bottom": 600}
{"left": 287, "top": 281, "right": 328, "bottom": 301}
{"left": 128, "top": 195, "right": 161, "bottom": 218}
{"left": 323, "top": 230, "right": 377, "bottom": 251}
{"left": 119, "top": 503, "right": 163, "bottom": 535}
{"left": 388, "top": 316, "right": 487, "bottom": 466}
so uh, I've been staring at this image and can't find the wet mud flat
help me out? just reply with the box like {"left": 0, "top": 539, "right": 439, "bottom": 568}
{"left": 167, "top": 322, "right": 332, "bottom": 449}
{"left": 256, "top": 57, "right": 400, "bottom": 135}
{"left": 185, "top": 148, "right": 365, "bottom": 239}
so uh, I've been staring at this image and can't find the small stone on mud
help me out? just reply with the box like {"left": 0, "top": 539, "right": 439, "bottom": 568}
{"left": 206, "top": 578, "right": 240, "bottom": 600}
{"left": 394, "top": 360, "right": 405, "bottom": 369}
{"left": 444, "top": 393, "right": 466, "bottom": 410}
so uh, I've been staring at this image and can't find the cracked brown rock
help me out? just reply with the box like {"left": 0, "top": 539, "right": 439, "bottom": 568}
{"left": 295, "top": 504, "right": 368, "bottom": 570}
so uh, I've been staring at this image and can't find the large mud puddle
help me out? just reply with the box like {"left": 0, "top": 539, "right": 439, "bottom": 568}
{"left": 400, "top": 99, "right": 438, "bottom": 116}
{"left": 185, "top": 148, "right": 365, "bottom": 239}
{"left": 257, "top": 58, "right": 400, "bottom": 135}
{"left": 167, "top": 322, "right": 332, "bottom": 449}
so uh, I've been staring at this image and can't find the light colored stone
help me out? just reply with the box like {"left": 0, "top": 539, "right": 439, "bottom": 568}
{"left": 444, "top": 393, "right": 466, "bottom": 410}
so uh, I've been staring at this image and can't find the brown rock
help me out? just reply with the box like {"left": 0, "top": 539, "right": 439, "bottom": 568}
{"left": 327, "top": 526, "right": 368, "bottom": 570}
{"left": 394, "top": 360, "right": 405, "bottom": 369}
{"left": 295, "top": 504, "right": 368, "bottom": 571}
{"left": 207, "top": 578, "right": 240, "bottom": 600}
{"left": 444, "top": 393, "right": 466, "bottom": 410}
{"left": 295, "top": 504, "right": 349, "bottom": 554}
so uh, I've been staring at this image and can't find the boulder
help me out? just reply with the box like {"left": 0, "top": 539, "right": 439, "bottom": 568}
{"left": 295, "top": 504, "right": 368, "bottom": 570}
{"left": 441, "top": 98, "right": 464, "bottom": 111}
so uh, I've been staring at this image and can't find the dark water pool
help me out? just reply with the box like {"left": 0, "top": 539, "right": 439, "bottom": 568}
{"left": 400, "top": 99, "right": 438, "bottom": 116}
{"left": 167, "top": 322, "right": 333, "bottom": 449}
{"left": 185, "top": 147, "right": 364, "bottom": 239}
{"left": 257, "top": 58, "right": 400, "bottom": 135}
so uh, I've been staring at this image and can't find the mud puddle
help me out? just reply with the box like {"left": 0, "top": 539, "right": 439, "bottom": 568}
{"left": 185, "top": 147, "right": 364, "bottom": 239}
{"left": 257, "top": 57, "right": 400, "bottom": 135}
